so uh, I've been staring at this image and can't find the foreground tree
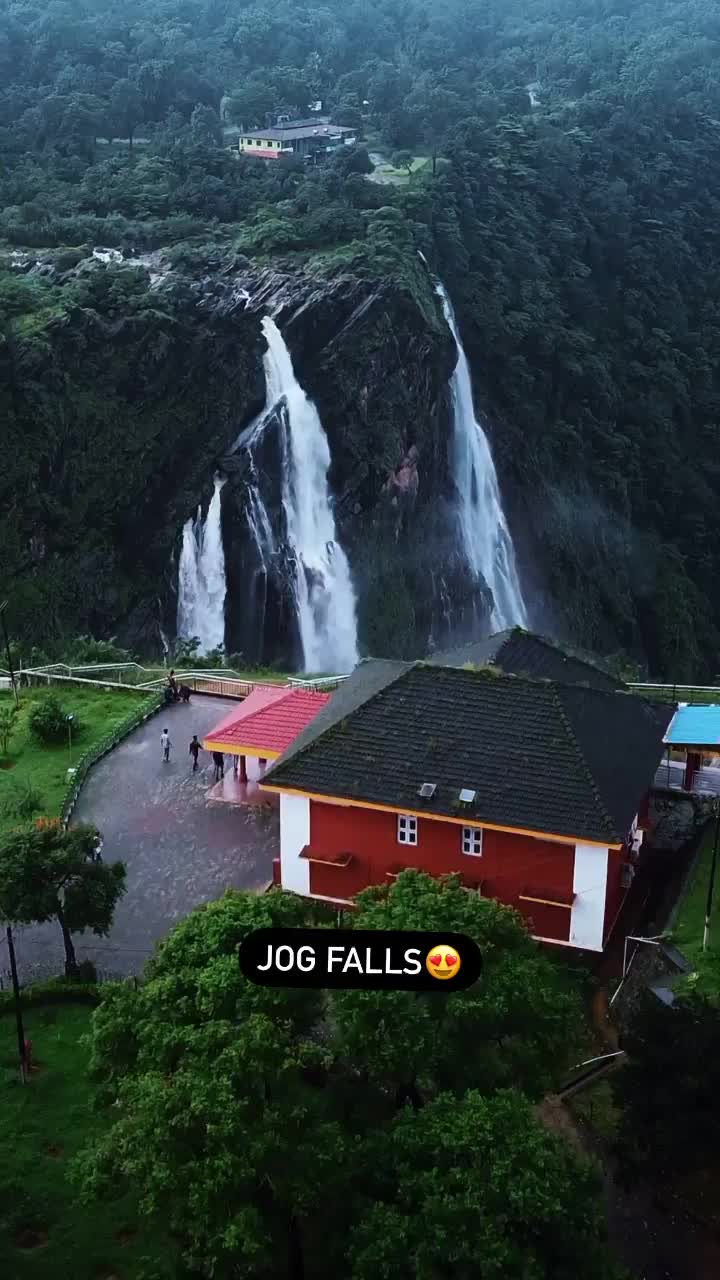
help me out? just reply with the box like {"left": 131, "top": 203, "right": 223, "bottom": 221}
{"left": 74, "top": 891, "right": 350, "bottom": 1280}
{"left": 0, "top": 822, "right": 125, "bottom": 975}
{"left": 329, "top": 870, "right": 584, "bottom": 1107}
{"left": 73, "top": 883, "right": 599, "bottom": 1279}
{"left": 350, "top": 1090, "right": 618, "bottom": 1280}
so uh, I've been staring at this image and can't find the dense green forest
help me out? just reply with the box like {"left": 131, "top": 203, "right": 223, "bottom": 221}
{"left": 2, "top": 0, "right": 720, "bottom": 676}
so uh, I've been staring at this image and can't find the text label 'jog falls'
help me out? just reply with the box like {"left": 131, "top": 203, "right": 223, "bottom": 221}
{"left": 238, "top": 929, "right": 482, "bottom": 991}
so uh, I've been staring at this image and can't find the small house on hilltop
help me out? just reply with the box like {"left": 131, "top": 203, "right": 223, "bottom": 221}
{"left": 238, "top": 117, "right": 357, "bottom": 161}
{"left": 262, "top": 659, "right": 674, "bottom": 952}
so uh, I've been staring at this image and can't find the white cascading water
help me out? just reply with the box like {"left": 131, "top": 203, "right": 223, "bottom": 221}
{"left": 436, "top": 283, "right": 528, "bottom": 629}
{"left": 177, "top": 475, "right": 227, "bottom": 653}
{"left": 251, "top": 317, "right": 359, "bottom": 673}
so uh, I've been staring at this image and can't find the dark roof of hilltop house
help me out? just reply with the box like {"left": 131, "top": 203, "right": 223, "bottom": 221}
{"left": 430, "top": 628, "right": 623, "bottom": 692}
{"left": 264, "top": 663, "right": 673, "bottom": 845}
{"left": 244, "top": 120, "right": 354, "bottom": 142}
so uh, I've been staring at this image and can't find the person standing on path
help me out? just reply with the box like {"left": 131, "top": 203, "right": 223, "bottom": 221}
{"left": 161, "top": 729, "right": 172, "bottom": 762}
{"left": 189, "top": 735, "right": 201, "bottom": 772}
{"left": 212, "top": 751, "right": 225, "bottom": 782}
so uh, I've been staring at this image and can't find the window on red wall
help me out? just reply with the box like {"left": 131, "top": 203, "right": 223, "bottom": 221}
{"left": 397, "top": 814, "right": 418, "bottom": 845}
{"left": 462, "top": 826, "right": 483, "bottom": 856}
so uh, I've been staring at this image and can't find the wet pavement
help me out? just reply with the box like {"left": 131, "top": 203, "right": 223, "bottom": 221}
{"left": 4, "top": 698, "right": 278, "bottom": 983}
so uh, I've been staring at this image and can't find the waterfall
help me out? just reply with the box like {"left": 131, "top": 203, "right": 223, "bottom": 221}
{"left": 436, "top": 283, "right": 528, "bottom": 630}
{"left": 247, "top": 317, "right": 359, "bottom": 673}
{"left": 177, "top": 475, "right": 227, "bottom": 654}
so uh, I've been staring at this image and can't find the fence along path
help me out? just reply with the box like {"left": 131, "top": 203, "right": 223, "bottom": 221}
{"left": 14, "top": 663, "right": 348, "bottom": 699}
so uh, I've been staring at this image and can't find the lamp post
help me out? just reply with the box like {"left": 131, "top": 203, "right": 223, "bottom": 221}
{"left": 66, "top": 713, "right": 74, "bottom": 766}
{"left": 702, "top": 798, "right": 720, "bottom": 952}
{"left": 0, "top": 600, "right": 19, "bottom": 707}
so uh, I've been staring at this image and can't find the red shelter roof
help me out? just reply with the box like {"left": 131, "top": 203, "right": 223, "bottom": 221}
{"left": 203, "top": 686, "right": 330, "bottom": 759}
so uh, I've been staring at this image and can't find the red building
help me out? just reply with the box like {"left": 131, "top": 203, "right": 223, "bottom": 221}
{"left": 262, "top": 658, "right": 674, "bottom": 952}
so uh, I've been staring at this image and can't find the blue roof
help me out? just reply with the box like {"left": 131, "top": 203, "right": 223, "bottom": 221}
{"left": 664, "top": 704, "right": 720, "bottom": 746}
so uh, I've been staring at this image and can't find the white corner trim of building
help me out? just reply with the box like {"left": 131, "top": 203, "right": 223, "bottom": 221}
{"left": 569, "top": 843, "right": 609, "bottom": 951}
{"left": 280, "top": 793, "right": 310, "bottom": 896}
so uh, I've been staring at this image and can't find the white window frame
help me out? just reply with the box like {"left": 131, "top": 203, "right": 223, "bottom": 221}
{"left": 462, "top": 826, "right": 483, "bottom": 857}
{"left": 397, "top": 814, "right": 418, "bottom": 846}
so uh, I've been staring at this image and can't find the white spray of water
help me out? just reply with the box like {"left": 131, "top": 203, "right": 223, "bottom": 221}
{"left": 252, "top": 317, "right": 359, "bottom": 673}
{"left": 436, "top": 283, "right": 528, "bottom": 629}
{"left": 177, "top": 475, "right": 227, "bottom": 654}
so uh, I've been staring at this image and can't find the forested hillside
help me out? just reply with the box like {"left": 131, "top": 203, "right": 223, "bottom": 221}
{"left": 2, "top": 0, "right": 720, "bottom": 677}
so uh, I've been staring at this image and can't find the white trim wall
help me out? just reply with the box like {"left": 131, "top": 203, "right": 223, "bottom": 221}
{"left": 280, "top": 793, "right": 310, "bottom": 896}
{"left": 569, "top": 843, "right": 609, "bottom": 950}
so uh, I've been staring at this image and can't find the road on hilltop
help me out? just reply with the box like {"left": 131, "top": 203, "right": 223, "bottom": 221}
{"left": 5, "top": 696, "right": 277, "bottom": 983}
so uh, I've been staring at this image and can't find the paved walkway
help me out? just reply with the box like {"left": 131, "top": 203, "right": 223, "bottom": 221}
{"left": 4, "top": 698, "right": 278, "bottom": 983}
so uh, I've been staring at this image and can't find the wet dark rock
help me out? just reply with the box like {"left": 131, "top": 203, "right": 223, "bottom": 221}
{"left": 3, "top": 252, "right": 493, "bottom": 663}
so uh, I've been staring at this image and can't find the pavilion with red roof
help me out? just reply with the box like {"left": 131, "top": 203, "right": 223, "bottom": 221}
{"left": 202, "top": 685, "right": 330, "bottom": 785}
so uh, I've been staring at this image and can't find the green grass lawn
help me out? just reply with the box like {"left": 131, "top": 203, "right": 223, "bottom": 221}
{"left": 369, "top": 154, "right": 430, "bottom": 183}
{"left": 670, "top": 819, "right": 720, "bottom": 997}
{"left": 0, "top": 686, "right": 152, "bottom": 835}
{"left": 0, "top": 1003, "right": 173, "bottom": 1279}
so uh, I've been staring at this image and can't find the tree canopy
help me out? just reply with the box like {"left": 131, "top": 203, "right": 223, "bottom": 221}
{"left": 72, "top": 875, "right": 610, "bottom": 1279}
{"left": 0, "top": 821, "right": 125, "bottom": 975}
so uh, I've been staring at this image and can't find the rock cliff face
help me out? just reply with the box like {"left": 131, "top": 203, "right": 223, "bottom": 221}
{"left": 2, "top": 252, "right": 481, "bottom": 664}
{"left": 1, "top": 266, "right": 266, "bottom": 655}
{"left": 210, "top": 262, "right": 468, "bottom": 665}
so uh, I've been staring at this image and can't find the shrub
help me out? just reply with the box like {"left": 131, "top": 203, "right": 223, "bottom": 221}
{"left": 0, "top": 703, "right": 18, "bottom": 755}
{"left": 64, "top": 634, "right": 136, "bottom": 664}
{"left": 0, "top": 979, "right": 101, "bottom": 1015}
{"left": 391, "top": 149, "right": 414, "bottom": 173}
{"left": 0, "top": 779, "right": 45, "bottom": 819}
{"left": 28, "top": 691, "right": 82, "bottom": 744}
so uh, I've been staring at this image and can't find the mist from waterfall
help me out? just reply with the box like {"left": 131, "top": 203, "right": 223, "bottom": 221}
{"left": 436, "top": 282, "right": 528, "bottom": 630}
{"left": 244, "top": 317, "right": 359, "bottom": 674}
{"left": 177, "top": 475, "right": 227, "bottom": 654}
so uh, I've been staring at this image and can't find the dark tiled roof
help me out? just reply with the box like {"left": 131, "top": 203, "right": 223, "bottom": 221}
{"left": 274, "top": 659, "right": 411, "bottom": 765}
{"left": 265, "top": 664, "right": 673, "bottom": 845}
{"left": 431, "top": 628, "right": 622, "bottom": 692}
{"left": 243, "top": 120, "right": 354, "bottom": 142}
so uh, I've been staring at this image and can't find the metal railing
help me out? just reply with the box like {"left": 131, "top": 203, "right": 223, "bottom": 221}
{"left": 557, "top": 1050, "right": 626, "bottom": 1099}
{"left": 20, "top": 661, "right": 236, "bottom": 689}
{"left": 14, "top": 663, "right": 350, "bottom": 700}
{"left": 630, "top": 682, "right": 720, "bottom": 705}
{"left": 288, "top": 674, "right": 350, "bottom": 692}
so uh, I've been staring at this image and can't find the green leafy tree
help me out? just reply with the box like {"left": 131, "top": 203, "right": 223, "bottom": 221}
{"left": 0, "top": 822, "right": 125, "bottom": 976}
{"left": 73, "top": 891, "right": 348, "bottom": 1280}
{"left": 329, "top": 870, "right": 583, "bottom": 1105}
{"left": 349, "top": 1090, "right": 617, "bottom": 1280}
{"left": 0, "top": 778, "right": 45, "bottom": 820}
{"left": 64, "top": 635, "right": 136, "bottom": 665}
{"left": 391, "top": 149, "right": 414, "bottom": 174}
{"left": 173, "top": 636, "right": 201, "bottom": 663}
{"left": 0, "top": 703, "right": 18, "bottom": 755}
{"left": 109, "top": 78, "right": 144, "bottom": 147}
{"left": 190, "top": 104, "right": 223, "bottom": 148}
{"left": 73, "top": 884, "right": 594, "bottom": 1279}
{"left": 28, "top": 691, "right": 83, "bottom": 744}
